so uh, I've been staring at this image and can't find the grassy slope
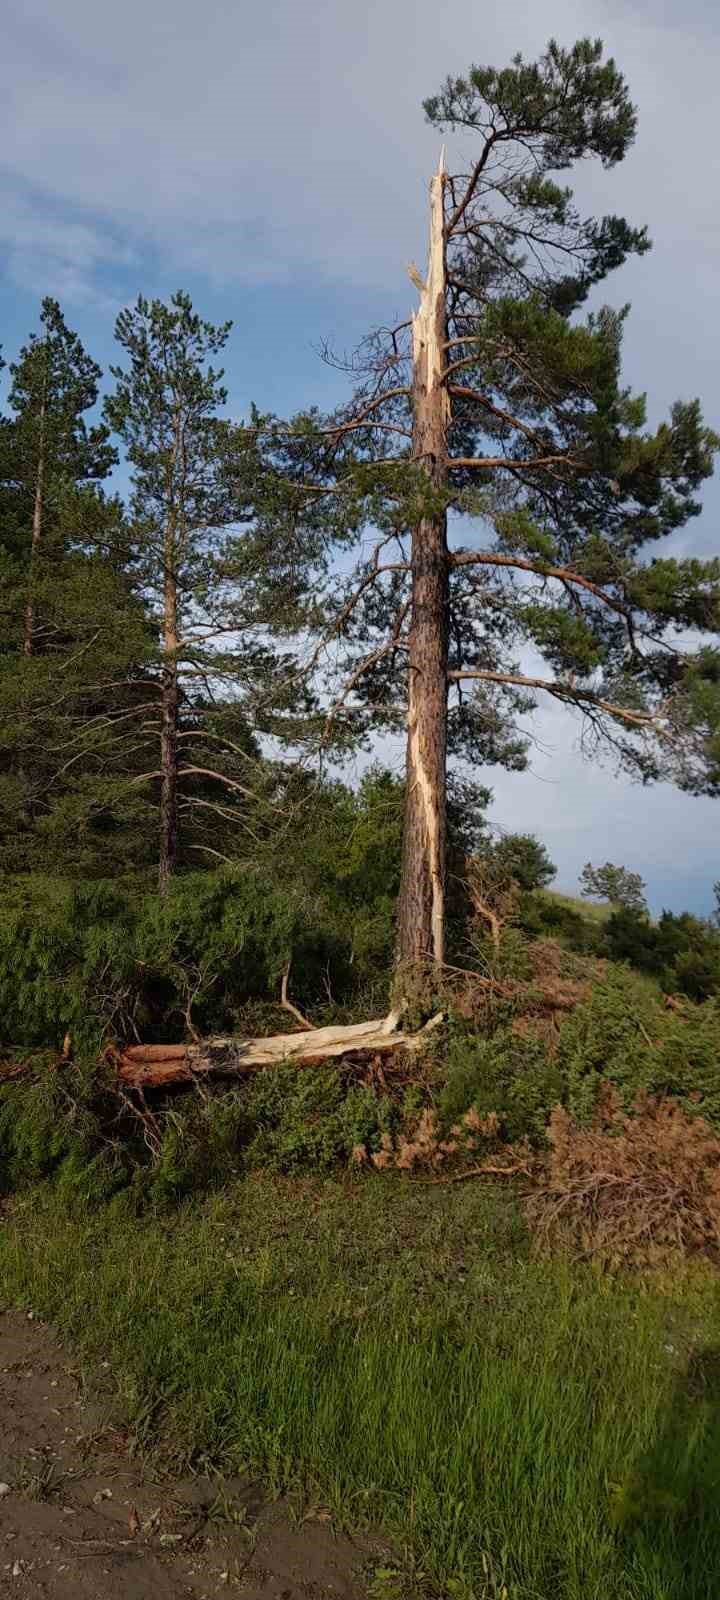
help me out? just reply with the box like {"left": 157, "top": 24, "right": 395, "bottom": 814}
{"left": 539, "top": 888, "right": 613, "bottom": 924}
{"left": 2, "top": 1173, "right": 720, "bottom": 1599}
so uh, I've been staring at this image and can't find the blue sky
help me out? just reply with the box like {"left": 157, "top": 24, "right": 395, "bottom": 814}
{"left": 1, "top": 0, "right": 719, "bottom": 912}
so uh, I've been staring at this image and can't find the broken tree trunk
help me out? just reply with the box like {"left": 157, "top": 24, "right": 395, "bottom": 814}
{"left": 396, "top": 150, "right": 450, "bottom": 969}
{"left": 116, "top": 1011, "right": 444, "bottom": 1091}
{"left": 158, "top": 514, "right": 179, "bottom": 897}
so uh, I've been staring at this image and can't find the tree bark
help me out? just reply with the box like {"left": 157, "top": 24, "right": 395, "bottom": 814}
{"left": 396, "top": 153, "right": 450, "bottom": 968}
{"left": 23, "top": 398, "right": 46, "bottom": 658}
{"left": 159, "top": 526, "right": 179, "bottom": 895}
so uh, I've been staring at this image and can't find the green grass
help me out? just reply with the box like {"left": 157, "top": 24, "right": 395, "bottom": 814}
{"left": 539, "top": 889, "right": 613, "bottom": 924}
{"left": 2, "top": 1173, "right": 720, "bottom": 1599}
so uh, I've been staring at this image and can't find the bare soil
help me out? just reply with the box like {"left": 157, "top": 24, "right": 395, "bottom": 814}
{"left": 0, "top": 1311, "right": 371, "bottom": 1599}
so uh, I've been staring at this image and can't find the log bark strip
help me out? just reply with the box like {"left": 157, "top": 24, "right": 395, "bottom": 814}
{"left": 117, "top": 1012, "right": 444, "bottom": 1090}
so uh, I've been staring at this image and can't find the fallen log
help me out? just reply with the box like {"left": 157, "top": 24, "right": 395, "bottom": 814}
{"left": 117, "top": 1010, "right": 444, "bottom": 1090}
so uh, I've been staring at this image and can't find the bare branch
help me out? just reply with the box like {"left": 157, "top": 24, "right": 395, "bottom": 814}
{"left": 447, "top": 668, "right": 658, "bottom": 729}
{"left": 280, "top": 963, "right": 314, "bottom": 1029}
{"left": 322, "top": 599, "right": 411, "bottom": 744}
{"left": 178, "top": 765, "right": 269, "bottom": 801}
{"left": 445, "top": 133, "right": 499, "bottom": 236}
{"left": 447, "top": 383, "right": 551, "bottom": 451}
{"left": 448, "top": 452, "right": 587, "bottom": 473}
{"left": 301, "top": 540, "right": 409, "bottom": 683}
{"left": 450, "top": 550, "right": 630, "bottom": 621}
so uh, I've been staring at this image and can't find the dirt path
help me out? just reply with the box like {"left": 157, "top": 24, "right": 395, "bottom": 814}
{"left": 0, "top": 1311, "right": 371, "bottom": 1598}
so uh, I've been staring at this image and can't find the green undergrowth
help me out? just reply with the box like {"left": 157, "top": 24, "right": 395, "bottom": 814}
{"left": 2, "top": 1173, "right": 720, "bottom": 1599}
{"left": 442, "top": 965, "right": 720, "bottom": 1142}
{"left": 538, "top": 888, "right": 614, "bottom": 924}
{"left": 0, "top": 867, "right": 388, "bottom": 1055}
{"left": 3, "top": 959, "right": 720, "bottom": 1209}
{"left": 0, "top": 1058, "right": 416, "bottom": 1203}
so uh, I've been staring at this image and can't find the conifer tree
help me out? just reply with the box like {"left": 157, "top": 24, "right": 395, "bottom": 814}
{"left": 580, "top": 861, "right": 648, "bottom": 914}
{"left": 104, "top": 292, "right": 326, "bottom": 890}
{"left": 5, "top": 298, "right": 116, "bottom": 655}
{"left": 268, "top": 38, "right": 720, "bottom": 967}
{"left": 0, "top": 303, "right": 156, "bottom": 875}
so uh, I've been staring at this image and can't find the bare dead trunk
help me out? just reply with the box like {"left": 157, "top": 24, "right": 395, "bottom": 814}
{"left": 23, "top": 400, "right": 46, "bottom": 657}
{"left": 473, "top": 897, "right": 502, "bottom": 951}
{"left": 159, "top": 541, "right": 179, "bottom": 895}
{"left": 396, "top": 153, "right": 450, "bottom": 968}
{"left": 116, "top": 1011, "right": 444, "bottom": 1089}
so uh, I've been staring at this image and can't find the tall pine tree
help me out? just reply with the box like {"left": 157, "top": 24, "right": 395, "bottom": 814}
{"left": 105, "top": 292, "right": 328, "bottom": 889}
{"left": 0, "top": 302, "right": 155, "bottom": 876}
{"left": 5, "top": 298, "right": 116, "bottom": 655}
{"left": 263, "top": 38, "right": 720, "bottom": 967}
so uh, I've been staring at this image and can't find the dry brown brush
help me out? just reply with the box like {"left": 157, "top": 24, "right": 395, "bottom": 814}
{"left": 529, "top": 1087, "right": 720, "bottom": 1265}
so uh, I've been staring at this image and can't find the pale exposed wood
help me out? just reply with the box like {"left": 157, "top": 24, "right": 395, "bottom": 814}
{"left": 397, "top": 150, "right": 450, "bottom": 968}
{"left": 117, "top": 1012, "right": 444, "bottom": 1090}
{"left": 280, "top": 963, "right": 314, "bottom": 1029}
{"left": 24, "top": 396, "right": 46, "bottom": 657}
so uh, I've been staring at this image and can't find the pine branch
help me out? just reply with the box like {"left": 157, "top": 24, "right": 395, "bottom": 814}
{"left": 447, "top": 668, "right": 658, "bottom": 729}
{"left": 444, "top": 133, "right": 499, "bottom": 235}
{"left": 446, "top": 383, "right": 551, "bottom": 450}
{"left": 322, "top": 600, "right": 411, "bottom": 744}
{"left": 450, "top": 550, "right": 630, "bottom": 621}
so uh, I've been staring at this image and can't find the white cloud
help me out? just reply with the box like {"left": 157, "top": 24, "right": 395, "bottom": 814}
{"left": 0, "top": 189, "right": 137, "bottom": 310}
{"left": 2, "top": 1, "right": 717, "bottom": 296}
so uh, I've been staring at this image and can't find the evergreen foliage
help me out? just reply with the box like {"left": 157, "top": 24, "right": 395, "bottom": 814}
{"left": 0, "top": 868, "right": 352, "bottom": 1054}
{"left": 580, "top": 859, "right": 648, "bottom": 912}
{"left": 104, "top": 292, "right": 326, "bottom": 884}
{"left": 0, "top": 300, "right": 156, "bottom": 874}
{"left": 605, "top": 907, "right": 720, "bottom": 1001}
{"left": 261, "top": 36, "right": 720, "bottom": 802}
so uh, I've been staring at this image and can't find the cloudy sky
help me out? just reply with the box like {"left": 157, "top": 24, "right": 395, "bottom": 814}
{"left": 1, "top": 0, "right": 719, "bottom": 911}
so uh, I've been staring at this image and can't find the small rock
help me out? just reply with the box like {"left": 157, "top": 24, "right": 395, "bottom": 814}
{"left": 0, "top": 1485, "right": 10, "bottom": 1499}
{"left": 12, "top": 1559, "right": 25, "bottom": 1578}
{"left": 92, "top": 1488, "right": 113, "bottom": 1504}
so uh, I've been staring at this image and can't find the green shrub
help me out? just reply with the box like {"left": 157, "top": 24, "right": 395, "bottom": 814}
{"left": 557, "top": 968, "right": 720, "bottom": 1129}
{"left": 440, "top": 966, "right": 720, "bottom": 1144}
{"left": 518, "top": 890, "right": 604, "bottom": 954}
{"left": 0, "top": 868, "right": 359, "bottom": 1052}
{"left": 138, "top": 1096, "right": 250, "bottom": 1206}
{"left": 439, "top": 1026, "right": 564, "bottom": 1142}
{"left": 0, "top": 1062, "right": 125, "bottom": 1202}
{"left": 0, "top": 1053, "right": 400, "bottom": 1204}
{"left": 242, "top": 1066, "right": 396, "bottom": 1172}
{"left": 604, "top": 907, "right": 720, "bottom": 1000}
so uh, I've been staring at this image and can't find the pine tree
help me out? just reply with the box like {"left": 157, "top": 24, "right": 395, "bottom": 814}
{"left": 268, "top": 38, "right": 720, "bottom": 968}
{"left": 0, "top": 303, "right": 156, "bottom": 876}
{"left": 104, "top": 292, "right": 326, "bottom": 890}
{"left": 580, "top": 861, "right": 648, "bottom": 913}
{"left": 4, "top": 298, "right": 116, "bottom": 655}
